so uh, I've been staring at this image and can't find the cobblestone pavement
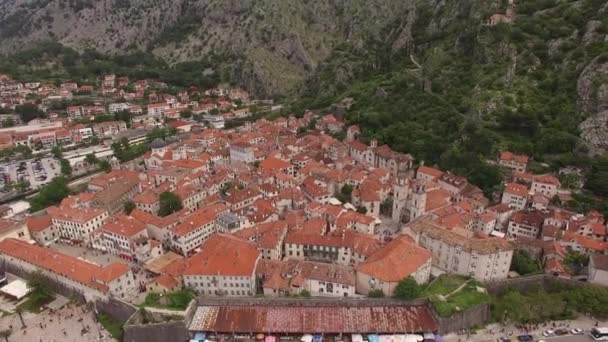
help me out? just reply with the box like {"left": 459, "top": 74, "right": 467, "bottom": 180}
{"left": 442, "top": 316, "right": 606, "bottom": 341}
{"left": 0, "top": 303, "right": 113, "bottom": 342}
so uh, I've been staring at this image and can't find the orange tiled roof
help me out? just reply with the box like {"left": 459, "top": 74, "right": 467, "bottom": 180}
{"left": 500, "top": 151, "right": 529, "bottom": 164}
{"left": 356, "top": 236, "right": 431, "bottom": 282}
{"left": 183, "top": 234, "right": 260, "bottom": 276}
{"left": 0, "top": 238, "right": 129, "bottom": 291}
{"left": 504, "top": 182, "right": 529, "bottom": 197}
{"left": 418, "top": 165, "right": 443, "bottom": 179}
{"left": 156, "top": 274, "right": 178, "bottom": 289}
{"left": 94, "top": 262, "right": 130, "bottom": 283}
{"left": 26, "top": 214, "right": 53, "bottom": 232}
{"left": 259, "top": 157, "right": 291, "bottom": 171}
{"left": 100, "top": 215, "right": 146, "bottom": 238}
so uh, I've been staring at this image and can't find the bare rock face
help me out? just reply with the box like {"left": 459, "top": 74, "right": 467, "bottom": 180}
{"left": 580, "top": 110, "right": 608, "bottom": 155}
{"left": 578, "top": 56, "right": 608, "bottom": 114}
{"left": 578, "top": 55, "right": 608, "bottom": 154}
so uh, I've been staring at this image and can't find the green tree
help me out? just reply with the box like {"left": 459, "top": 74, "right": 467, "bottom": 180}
{"left": 180, "top": 109, "right": 192, "bottom": 118}
{"left": 124, "top": 201, "right": 136, "bottom": 214}
{"left": 26, "top": 271, "right": 53, "bottom": 312}
{"left": 394, "top": 276, "right": 422, "bottom": 300}
{"left": 564, "top": 251, "right": 588, "bottom": 274}
{"left": 98, "top": 160, "right": 112, "bottom": 172}
{"left": 1, "top": 118, "right": 15, "bottom": 128}
{"left": 29, "top": 177, "right": 71, "bottom": 212}
{"left": 85, "top": 153, "right": 98, "bottom": 165}
{"left": 356, "top": 206, "right": 368, "bottom": 214}
{"left": 510, "top": 249, "right": 542, "bottom": 275}
{"left": 14, "top": 180, "right": 30, "bottom": 193}
{"left": 15, "top": 307, "right": 25, "bottom": 328}
{"left": 60, "top": 159, "right": 72, "bottom": 176}
{"left": 51, "top": 145, "right": 63, "bottom": 159}
{"left": 335, "top": 184, "right": 353, "bottom": 203}
{"left": 158, "top": 191, "right": 183, "bottom": 217}
{"left": 368, "top": 289, "right": 385, "bottom": 298}
{"left": 114, "top": 110, "right": 132, "bottom": 127}
{"left": 585, "top": 157, "right": 608, "bottom": 197}
{"left": 15, "top": 103, "right": 45, "bottom": 122}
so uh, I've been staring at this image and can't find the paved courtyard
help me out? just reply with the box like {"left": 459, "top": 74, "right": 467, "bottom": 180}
{"left": 374, "top": 215, "right": 402, "bottom": 241}
{"left": 0, "top": 303, "right": 112, "bottom": 342}
{"left": 48, "top": 242, "right": 125, "bottom": 267}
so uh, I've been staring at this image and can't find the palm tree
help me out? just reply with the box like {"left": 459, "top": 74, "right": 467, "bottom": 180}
{"left": 15, "top": 307, "right": 25, "bottom": 328}
{"left": 0, "top": 328, "right": 12, "bottom": 342}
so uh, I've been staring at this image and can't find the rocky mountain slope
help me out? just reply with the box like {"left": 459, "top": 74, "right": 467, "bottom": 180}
{"left": 0, "top": 0, "right": 424, "bottom": 95}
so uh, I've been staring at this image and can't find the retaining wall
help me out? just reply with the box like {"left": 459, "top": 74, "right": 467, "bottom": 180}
{"left": 432, "top": 303, "right": 491, "bottom": 335}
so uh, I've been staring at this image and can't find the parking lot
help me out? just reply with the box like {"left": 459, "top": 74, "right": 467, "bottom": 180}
{"left": 0, "top": 157, "right": 60, "bottom": 190}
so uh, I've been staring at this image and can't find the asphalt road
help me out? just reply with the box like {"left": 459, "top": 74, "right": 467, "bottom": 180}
{"left": 543, "top": 335, "right": 592, "bottom": 342}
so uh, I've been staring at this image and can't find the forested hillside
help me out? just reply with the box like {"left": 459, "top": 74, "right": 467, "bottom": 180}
{"left": 291, "top": 0, "right": 608, "bottom": 212}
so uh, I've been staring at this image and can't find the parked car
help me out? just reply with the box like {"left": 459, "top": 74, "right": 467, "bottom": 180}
{"left": 570, "top": 328, "right": 583, "bottom": 335}
{"left": 542, "top": 329, "right": 554, "bottom": 337}
{"left": 554, "top": 328, "right": 568, "bottom": 336}
{"left": 517, "top": 335, "right": 533, "bottom": 342}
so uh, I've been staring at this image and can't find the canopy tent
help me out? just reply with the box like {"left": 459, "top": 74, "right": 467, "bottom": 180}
{"left": 351, "top": 335, "right": 364, "bottom": 342}
{"left": 0, "top": 279, "right": 30, "bottom": 300}
{"left": 301, "top": 334, "right": 313, "bottom": 342}
{"left": 189, "top": 332, "right": 207, "bottom": 342}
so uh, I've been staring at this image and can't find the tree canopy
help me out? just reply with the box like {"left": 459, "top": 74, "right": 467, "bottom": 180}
{"left": 60, "top": 159, "right": 72, "bottom": 176}
{"left": 394, "top": 276, "right": 422, "bottom": 300}
{"left": 158, "top": 191, "right": 183, "bottom": 217}
{"left": 29, "top": 176, "right": 71, "bottom": 212}
{"left": 124, "top": 201, "right": 136, "bottom": 214}
{"left": 510, "top": 249, "right": 542, "bottom": 275}
{"left": 15, "top": 103, "right": 45, "bottom": 122}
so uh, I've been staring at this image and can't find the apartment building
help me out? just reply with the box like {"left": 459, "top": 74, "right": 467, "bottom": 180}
{"left": 501, "top": 182, "right": 529, "bottom": 210}
{"left": 91, "top": 178, "right": 140, "bottom": 215}
{"left": 283, "top": 219, "right": 382, "bottom": 266}
{"left": 92, "top": 121, "right": 127, "bottom": 137}
{"left": 133, "top": 191, "right": 160, "bottom": 215}
{"left": 355, "top": 236, "right": 432, "bottom": 296}
{"left": 260, "top": 259, "right": 356, "bottom": 297}
{"left": 531, "top": 175, "right": 560, "bottom": 198}
{"left": 168, "top": 204, "right": 229, "bottom": 256}
{"left": 91, "top": 215, "right": 149, "bottom": 260}
{"left": 183, "top": 234, "right": 260, "bottom": 296}
{"left": 507, "top": 210, "right": 546, "bottom": 239}
{"left": 499, "top": 151, "right": 529, "bottom": 173}
{"left": 234, "top": 220, "right": 288, "bottom": 260}
{"left": 405, "top": 219, "right": 514, "bottom": 282}
{"left": 229, "top": 142, "right": 255, "bottom": 163}
{"left": 26, "top": 214, "right": 57, "bottom": 246}
{"left": 47, "top": 203, "right": 109, "bottom": 243}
